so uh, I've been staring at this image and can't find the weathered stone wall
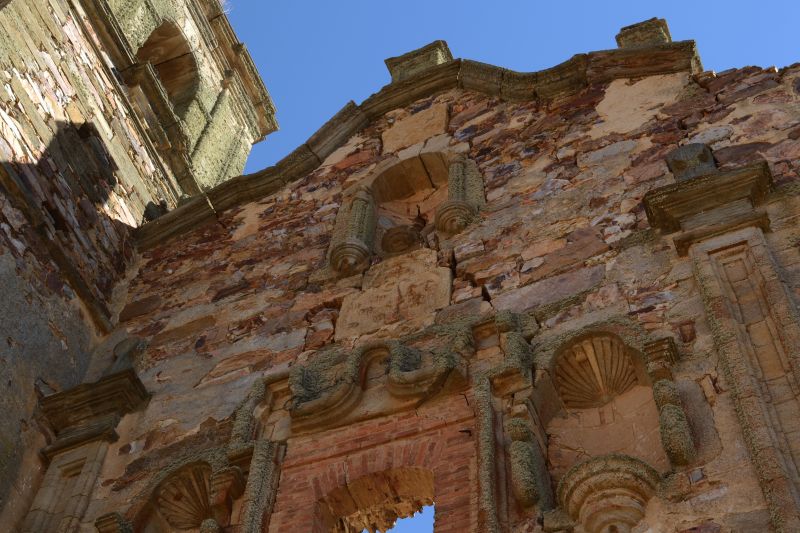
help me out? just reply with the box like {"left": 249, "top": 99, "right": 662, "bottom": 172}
{"left": 0, "top": 0, "right": 180, "bottom": 520}
{"left": 0, "top": 0, "right": 271, "bottom": 527}
{"left": 86, "top": 52, "right": 800, "bottom": 532}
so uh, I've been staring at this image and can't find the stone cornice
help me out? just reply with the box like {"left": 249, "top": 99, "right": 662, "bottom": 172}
{"left": 643, "top": 161, "right": 773, "bottom": 255}
{"left": 644, "top": 161, "right": 772, "bottom": 233}
{"left": 38, "top": 369, "right": 149, "bottom": 459}
{"left": 135, "top": 39, "right": 701, "bottom": 251}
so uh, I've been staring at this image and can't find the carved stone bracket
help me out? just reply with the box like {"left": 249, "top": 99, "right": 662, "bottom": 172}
{"left": 329, "top": 186, "right": 376, "bottom": 275}
{"left": 435, "top": 155, "right": 486, "bottom": 235}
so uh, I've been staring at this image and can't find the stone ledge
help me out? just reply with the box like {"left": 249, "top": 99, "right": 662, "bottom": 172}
{"left": 134, "top": 39, "right": 701, "bottom": 252}
{"left": 643, "top": 161, "right": 772, "bottom": 234}
{"left": 40, "top": 369, "right": 149, "bottom": 434}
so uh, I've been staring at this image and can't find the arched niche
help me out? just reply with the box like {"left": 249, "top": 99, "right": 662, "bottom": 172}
{"left": 315, "top": 467, "right": 434, "bottom": 532}
{"left": 136, "top": 20, "right": 200, "bottom": 118}
{"left": 544, "top": 332, "right": 670, "bottom": 481}
{"left": 133, "top": 461, "right": 244, "bottom": 532}
{"left": 328, "top": 152, "right": 485, "bottom": 276}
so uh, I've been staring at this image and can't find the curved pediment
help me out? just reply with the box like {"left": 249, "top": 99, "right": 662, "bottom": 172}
{"left": 135, "top": 30, "right": 701, "bottom": 250}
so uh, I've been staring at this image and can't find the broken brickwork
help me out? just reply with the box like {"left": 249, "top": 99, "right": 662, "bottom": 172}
{"left": 3, "top": 9, "right": 800, "bottom": 533}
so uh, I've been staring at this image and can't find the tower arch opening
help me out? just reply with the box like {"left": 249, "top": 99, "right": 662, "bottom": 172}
{"left": 136, "top": 20, "right": 200, "bottom": 117}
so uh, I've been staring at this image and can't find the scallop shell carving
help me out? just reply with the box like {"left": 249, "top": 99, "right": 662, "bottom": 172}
{"left": 554, "top": 335, "right": 638, "bottom": 409}
{"left": 155, "top": 464, "right": 213, "bottom": 529}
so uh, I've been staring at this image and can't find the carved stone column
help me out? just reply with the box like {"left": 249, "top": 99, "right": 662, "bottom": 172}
{"left": 22, "top": 369, "right": 148, "bottom": 533}
{"left": 644, "top": 145, "right": 800, "bottom": 530}
{"left": 435, "top": 156, "right": 485, "bottom": 235}
{"left": 329, "top": 186, "right": 376, "bottom": 275}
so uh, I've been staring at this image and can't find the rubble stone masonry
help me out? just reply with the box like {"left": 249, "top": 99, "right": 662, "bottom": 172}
{"left": 2, "top": 7, "right": 800, "bottom": 533}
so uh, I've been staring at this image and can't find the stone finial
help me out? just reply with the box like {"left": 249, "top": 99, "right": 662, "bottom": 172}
{"left": 666, "top": 143, "right": 717, "bottom": 182}
{"left": 384, "top": 40, "right": 453, "bottom": 83}
{"left": 616, "top": 18, "right": 672, "bottom": 48}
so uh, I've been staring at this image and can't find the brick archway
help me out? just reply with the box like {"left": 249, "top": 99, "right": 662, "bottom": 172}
{"left": 316, "top": 467, "right": 433, "bottom": 532}
{"left": 268, "top": 394, "right": 476, "bottom": 532}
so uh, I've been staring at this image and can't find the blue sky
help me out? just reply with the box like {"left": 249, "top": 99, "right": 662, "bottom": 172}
{"left": 228, "top": 0, "right": 800, "bottom": 175}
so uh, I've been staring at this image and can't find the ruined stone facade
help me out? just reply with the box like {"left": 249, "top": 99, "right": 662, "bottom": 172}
{"left": 2, "top": 6, "right": 800, "bottom": 532}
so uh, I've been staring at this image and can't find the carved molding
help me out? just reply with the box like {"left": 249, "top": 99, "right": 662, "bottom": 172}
{"left": 644, "top": 161, "right": 772, "bottom": 237}
{"left": 557, "top": 454, "right": 660, "bottom": 533}
{"left": 39, "top": 369, "right": 149, "bottom": 459}
{"left": 691, "top": 228, "right": 800, "bottom": 529}
{"left": 289, "top": 340, "right": 466, "bottom": 432}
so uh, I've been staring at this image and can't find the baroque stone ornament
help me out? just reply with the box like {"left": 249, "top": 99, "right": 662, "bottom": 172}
{"left": 152, "top": 463, "right": 245, "bottom": 530}
{"left": 557, "top": 454, "right": 660, "bottom": 533}
{"left": 554, "top": 334, "right": 638, "bottom": 408}
{"left": 155, "top": 464, "right": 215, "bottom": 529}
{"left": 434, "top": 199, "right": 476, "bottom": 234}
{"left": 434, "top": 156, "right": 485, "bottom": 235}
{"left": 330, "top": 187, "right": 375, "bottom": 275}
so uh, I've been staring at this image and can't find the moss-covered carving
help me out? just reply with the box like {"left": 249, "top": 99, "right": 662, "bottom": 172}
{"left": 659, "top": 404, "right": 696, "bottom": 466}
{"left": 505, "top": 418, "right": 553, "bottom": 510}
{"left": 557, "top": 454, "right": 660, "bottom": 533}
{"left": 289, "top": 340, "right": 465, "bottom": 431}
{"left": 652, "top": 379, "right": 681, "bottom": 410}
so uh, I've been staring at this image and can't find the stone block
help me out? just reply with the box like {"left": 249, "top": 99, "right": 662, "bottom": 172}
{"left": 616, "top": 18, "right": 672, "bottom": 49}
{"left": 336, "top": 249, "right": 452, "bottom": 339}
{"left": 381, "top": 103, "right": 449, "bottom": 153}
{"left": 384, "top": 40, "right": 453, "bottom": 83}
{"left": 493, "top": 265, "right": 605, "bottom": 313}
{"left": 666, "top": 143, "right": 717, "bottom": 181}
